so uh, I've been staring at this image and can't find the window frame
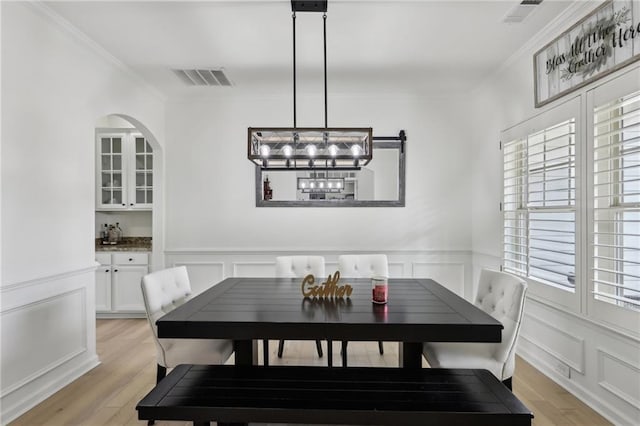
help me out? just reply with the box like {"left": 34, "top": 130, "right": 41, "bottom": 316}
{"left": 502, "top": 96, "right": 583, "bottom": 313}
{"left": 586, "top": 68, "right": 640, "bottom": 338}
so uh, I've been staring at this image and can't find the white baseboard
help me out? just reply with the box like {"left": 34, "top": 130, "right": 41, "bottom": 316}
{"left": 96, "top": 312, "right": 146, "bottom": 319}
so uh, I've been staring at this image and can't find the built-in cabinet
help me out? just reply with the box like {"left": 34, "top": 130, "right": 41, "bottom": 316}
{"left": 96, "top": 132, "right": 153, "bottom": 211}
{"left": 95, "top": 252, "right": 148, "bottom": 316}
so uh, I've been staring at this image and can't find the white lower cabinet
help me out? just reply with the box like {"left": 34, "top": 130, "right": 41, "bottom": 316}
{"left": 95, "top": 252, "right": 148, "bottom": 316}
{"left": 95, "top": 263, "right": 112, "bottom": 311}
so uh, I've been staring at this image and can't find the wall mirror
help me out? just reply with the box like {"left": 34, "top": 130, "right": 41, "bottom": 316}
{"left": 255, "top": 132, "right": 405, "bottom": 207}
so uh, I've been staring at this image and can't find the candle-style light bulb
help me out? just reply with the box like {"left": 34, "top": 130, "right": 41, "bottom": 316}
{"left": 260, "top": 144, "right": 270, "bottom": 158}
{"left": 306, "top": 144, "right": 317, "bottom": 157}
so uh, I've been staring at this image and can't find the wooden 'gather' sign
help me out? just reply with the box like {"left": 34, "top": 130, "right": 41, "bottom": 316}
{"left": 301, "top": 271, "right": 353, "bottom": 298}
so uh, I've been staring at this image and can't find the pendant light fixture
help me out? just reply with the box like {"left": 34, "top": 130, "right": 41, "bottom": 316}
{"left": 248, "top": 0, "right": 373, "bottom": 171}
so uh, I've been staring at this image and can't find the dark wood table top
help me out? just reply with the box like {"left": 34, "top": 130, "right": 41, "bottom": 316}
{"left": 157, "top": 277, "right": 503, "bottom": 343}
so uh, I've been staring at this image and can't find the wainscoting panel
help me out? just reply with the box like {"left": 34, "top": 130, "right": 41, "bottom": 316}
{"left": 173, "top": 261, "right": 225, "bottom": 295}
{"left": 1, "top": 289, "right": 87, "bottom": 393}
{"left": 597, "top": 348, "right": 640, "bottom": 409}
{"left": 0, "top": 267, "right": 99, "bottom": 423}
{"left": 520, "top": 312, "right": 585, "bottom": 373}
{"left": 411, "top": 262, "right": 465, "bottom": 296}
{"left": 389, "top": 262, "right": 405, "bottom": 278}
{"left": 165, "top": 250, "right": 472, "bottom": 293}
{"left": 472, "top": 251, "right": 640, "bottom": 425}
{"left": 233, "top": 261, "right": 275, "bottom": 278}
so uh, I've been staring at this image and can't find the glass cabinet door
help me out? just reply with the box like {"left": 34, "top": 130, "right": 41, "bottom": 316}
{"left": 131, "top": 136, "right": 153, "bottom": 209}
{"left": 96, "top": 132, "right": 153, "bottom": 211}
{"left": 98, "top": 135, "right": 126, "bottom": 209}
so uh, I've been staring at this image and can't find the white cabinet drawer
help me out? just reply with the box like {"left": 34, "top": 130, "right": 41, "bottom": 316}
{"left": 95, "top": 253, "right": 111, "bottom": 265}
{"left": 113, "top": 252, "right": 148, "bottom": 265}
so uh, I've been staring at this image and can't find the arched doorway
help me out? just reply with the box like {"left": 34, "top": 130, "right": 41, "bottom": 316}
{"left": 94, "top": 114, "right": 163, "bottom": 317}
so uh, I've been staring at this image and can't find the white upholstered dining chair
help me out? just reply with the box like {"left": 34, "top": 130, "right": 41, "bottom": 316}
{"left": 337, "top": 254, "right": 389, "bottom": 360}
{"left": 275, "top": 256, "right": 326, "bottom": 360}
{"left": 422, "top": 268, "right": 527, "bottom": 390}
{"left": 141, "top": 266, "right": 234, "bottom": 384}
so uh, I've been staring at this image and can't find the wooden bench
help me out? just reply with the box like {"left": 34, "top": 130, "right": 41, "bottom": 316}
{"left": 136, "top": 364, "right": 533, "bottom": 426}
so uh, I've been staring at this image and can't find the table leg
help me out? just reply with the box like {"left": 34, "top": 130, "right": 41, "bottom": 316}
{"left": 262, "top": 339, "right": 269, "bottom": 366}
{"left": 234, "top": 339, "right": 258, "bottom": 366}
{"left": 399, "top": 342, "right": 423, "bottom": 369}
{"left": 341, "top": 341, "right": 348, "bottom": 367}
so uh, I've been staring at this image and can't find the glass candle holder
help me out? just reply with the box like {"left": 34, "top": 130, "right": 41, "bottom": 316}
{"left": 372, "top": 276, "right": 388, "bottom": 304}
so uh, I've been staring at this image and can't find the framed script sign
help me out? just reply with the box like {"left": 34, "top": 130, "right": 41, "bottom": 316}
{"left": 534, "top": 0, "right": 640, "bottom": 108}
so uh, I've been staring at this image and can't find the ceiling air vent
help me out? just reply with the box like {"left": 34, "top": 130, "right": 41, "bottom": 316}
{"left": 503, "top": 0, "right": 543, "bottom": 23}
{"left": 173, "top": 69, "right": 232, "bottom": 86}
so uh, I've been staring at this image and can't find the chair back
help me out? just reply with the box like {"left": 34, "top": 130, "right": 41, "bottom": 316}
{"left": 141, "top": 266, "right": 192, "bottom": 364}
{"left": 338, "top": 254, "right": 389, "bottom": 278}
{"left": 474, "top": 268, "right": 527, "bottom": 379}
{"left": 275, "top": 256, "right": 326, "bottom": 279}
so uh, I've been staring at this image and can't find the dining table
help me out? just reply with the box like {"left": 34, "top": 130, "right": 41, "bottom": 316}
{"left": 156, "top": 276, "right": 503, "bottom": 368}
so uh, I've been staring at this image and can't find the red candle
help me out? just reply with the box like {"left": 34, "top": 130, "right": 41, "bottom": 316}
{"left": 372, "top": 276, "right": 388, "bottom": 304}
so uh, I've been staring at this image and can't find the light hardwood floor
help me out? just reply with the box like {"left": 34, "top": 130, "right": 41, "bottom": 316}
{"left": 9, "top": 319, "right": 611, "bottom": 426}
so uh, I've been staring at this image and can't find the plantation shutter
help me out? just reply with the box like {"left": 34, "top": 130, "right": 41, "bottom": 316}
{"left": 503, "top": 138, "right": 528, "bottom": 276}
{"left": 593, "top": 89, "right": 640, "bottom": 311}
{"left": 504, "top": 119, "right": 576, "bottom": 288}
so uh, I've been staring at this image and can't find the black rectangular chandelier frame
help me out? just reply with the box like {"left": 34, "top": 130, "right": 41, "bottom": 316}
{"left": 248, "top": 127, "right": 373, "bottom": 171}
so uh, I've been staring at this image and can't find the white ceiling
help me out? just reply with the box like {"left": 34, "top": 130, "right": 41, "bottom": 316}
{"left": 45, "top": 0, "right": 575, "bottom": 97}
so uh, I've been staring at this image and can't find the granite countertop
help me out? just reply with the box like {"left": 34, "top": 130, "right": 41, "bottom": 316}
{"left": 96, "top": 237, "right": 152, "bottom": 252}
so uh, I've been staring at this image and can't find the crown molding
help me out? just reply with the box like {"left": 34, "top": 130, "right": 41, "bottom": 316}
{"left": 25, "top": 1, "right": 167, "bottom": 101}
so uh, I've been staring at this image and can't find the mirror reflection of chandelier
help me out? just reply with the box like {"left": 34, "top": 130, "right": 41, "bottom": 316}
{"left": 297, "top": 176, "right": 345, "bottom": 193}
{"left": 247, "top": 0, "right": 373, "bottom": 171}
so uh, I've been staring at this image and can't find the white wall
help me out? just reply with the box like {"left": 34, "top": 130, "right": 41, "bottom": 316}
{"left": 95, "top": 115, "right": 135, "bottom": 129}
{"left": 165, "top": 93, "right": 472, "bottom": 252}
{"left": 0, "top": 3, "right": 164, "bottom": 423}
{"left": 469, "top": 1, "right": 640, "bottom": 424}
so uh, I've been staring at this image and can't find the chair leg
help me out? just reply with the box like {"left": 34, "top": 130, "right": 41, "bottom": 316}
{"left": 156, "top": 364, "right": 166, "bottom": 384}
{"left": 277, "top": 339, "right": 285, "bottom": 358}
{"left": 502, "top": 377, "right": 512, "bottom": 391}
{"left": 315, "top": 340, "right": 323, "bottom": 357}
{"left": 378, "top": 341, "right": 384, "bottom": 355}
{"left": 263, "top": 339, "right": 269, "bottom": 366}
{"left": 327, "top": 339, "right": 333, "bottom": 367}
{"left": 341, "top": 341, "right": 348, "bottom": 367}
